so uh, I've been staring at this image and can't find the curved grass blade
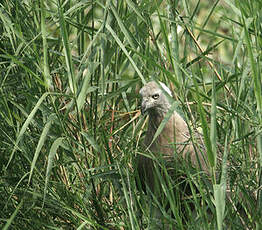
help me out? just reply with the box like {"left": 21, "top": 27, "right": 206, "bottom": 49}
{"left": 28, "top": 113, "right": 57, "bottom": 184}
{"left": 43, "top": 137, "right": 64, "bottom": 207}
{"left": 6, "top": 92, "right": 58, "bottom": 169}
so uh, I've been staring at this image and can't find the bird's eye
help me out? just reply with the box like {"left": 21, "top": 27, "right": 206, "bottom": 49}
{"left": 152, "top": 94, "right": 159, "bottom": 100}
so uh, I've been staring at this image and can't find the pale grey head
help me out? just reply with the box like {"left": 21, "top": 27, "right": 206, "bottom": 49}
{"left": 139, "top": 81, "right": 172, "bottom": 115}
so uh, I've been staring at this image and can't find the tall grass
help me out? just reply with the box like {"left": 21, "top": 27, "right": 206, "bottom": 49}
{"left": 0, "top": 0, "right": 261, "bottom": 229}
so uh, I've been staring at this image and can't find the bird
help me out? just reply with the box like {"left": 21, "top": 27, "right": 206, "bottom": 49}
{"left": 137, "top": 81, "right": 208, "bottom": 192}
{"left": 136, "top": 80, "right": 212, "bottom": 228}
{"left": 137, "top": 81, "right": 257, "bottom": 228}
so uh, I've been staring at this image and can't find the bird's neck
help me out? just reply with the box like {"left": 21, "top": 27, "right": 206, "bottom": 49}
{"left": 148, "top": 108, "right": 169, "bottom": 130}
{"left": 149, "top": 102, "right": 171, "bottom": 118}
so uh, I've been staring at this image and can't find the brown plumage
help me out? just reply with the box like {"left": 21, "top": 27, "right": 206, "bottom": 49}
{"left": 137, "top": 81, "right": 208, "bottom": 192}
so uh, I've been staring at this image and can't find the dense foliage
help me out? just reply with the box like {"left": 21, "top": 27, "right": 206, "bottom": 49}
{"left": 1, "top": 0, "right": 262, "bottom": 229}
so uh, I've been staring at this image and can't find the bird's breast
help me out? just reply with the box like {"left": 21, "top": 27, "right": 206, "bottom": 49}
{"left": 144, "top": 112, "right": 191, "bottom": 156}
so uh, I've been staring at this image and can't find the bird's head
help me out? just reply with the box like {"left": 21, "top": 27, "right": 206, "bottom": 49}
{"left": 139, "top": 81, "right": 172, "bottom": 115}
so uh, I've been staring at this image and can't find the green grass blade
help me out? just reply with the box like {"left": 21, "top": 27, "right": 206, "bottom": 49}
{"left": 210, "top": 76, "right": 217, "bottom": 171}
{"left": 58, "top": 4, "right": 76, "bottom": 95}
{"left": 109, "top": 3, "right": 138, "bottom": 48}
{"left": 6, "top": 92, "right": 54, "bottom": 169}
{"left": 28, "top": 114, "right": 57, "bottom": 184}
{"left": 3, "top": 199, "right": 24, "bottom": 230}
{"left": 43, "top": 137, "right": 64, "bottom": 207}
{"left": 40, "top": 0, "right": 52, "bottom": 90}
{"left": 193, "top": 76, "right": 214, "bottom": 169}
{"left": 76, "top": 62, "right": 99, "bottom": 111}
{"left": 148, "top": 100, "right": 178, "bottom": 150}
{"left": 106, "top": 24, "right": 146, "bottom": 84}
{"left": 213, "top": 183, "right": 226, "bottom": 230}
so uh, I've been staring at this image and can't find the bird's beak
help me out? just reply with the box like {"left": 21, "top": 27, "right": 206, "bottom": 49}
{"left": 141, "top": 105, "right": 146, "bottom": 115}
{"left": 140, "top": 101, "right": 147, "bottom": 115}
